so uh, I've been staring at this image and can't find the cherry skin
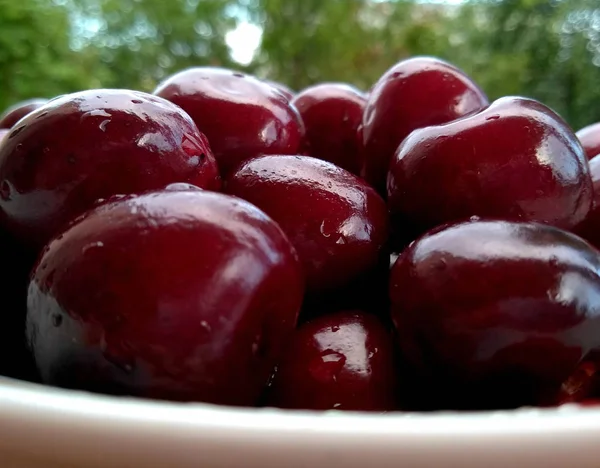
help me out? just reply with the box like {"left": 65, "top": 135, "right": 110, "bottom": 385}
{"left": 225, "top": 155, "right": 389, "bottom": 297}
{"left": 163, "top": 182, "right": 203, "bottom": 192}
{"left": 154, "top": 67, "right": 304, "bottom": 176}
{"left": 292, "top": 83, "right": 366, "bottom": 175}
{"left": 265, "top": 311, "right": 398, "bottom": 411}
{"left": 576, "top": 122, "right": 600, "bottom": 160}
{"left": 26, "top": 189, "right": 304, "bottom": 405}
{"left": 390, "top": 219, "right": 600, "bottom": 410}
{"left": 360, "top": 56, "right": 489, "bottom": 193}
{"left": 0, "top": 129, "right": 8, "bottom": 144}
{"left": 0, "top": 98, "right": 47, "bottom": 129}
{"left": 387, "top": 96, "right": 592, "bottom": 248}
{"left": 0, "top": 89, "right": 221, "bottom": 252}
{"left": 263, "top": 79, "right": 295, "bottom": 101}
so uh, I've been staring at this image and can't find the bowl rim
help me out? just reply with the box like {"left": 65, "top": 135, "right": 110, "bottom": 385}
{"left": 2, "top": 375, "right": 600, "bottom": 436}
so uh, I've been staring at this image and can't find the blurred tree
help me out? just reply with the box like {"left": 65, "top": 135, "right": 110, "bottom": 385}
{"left": 252, "top": 0, "right": 451, "bottom": 92}
{"left": 74, "top": 0, "right": 238, "bottom": 92}
{"left": 446, "top": 0, "right": 600, "bottom": 128}
{"left": 0, "top": 0, "right": 599, "bottom": 129}
{"left": 0, "top": 0, "right": 105, "bottom": 111}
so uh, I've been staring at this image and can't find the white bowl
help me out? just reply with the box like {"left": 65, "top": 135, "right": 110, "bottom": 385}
{"left": 1, "top": 375, "right": 599, "bottom": 468}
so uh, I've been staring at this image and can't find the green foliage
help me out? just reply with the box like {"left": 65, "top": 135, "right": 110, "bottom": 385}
{"left": 0, "top": 0, "right": 599, "bottom": 129}
{"left": 74, "top": 0, "right": 238, "bottom": 91}
{"left": 0, "top": 0, "right": 105, "bottom": 111}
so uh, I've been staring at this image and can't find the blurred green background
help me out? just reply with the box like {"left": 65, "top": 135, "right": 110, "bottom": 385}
{"left": 1, "top": 0, "right": 599, "bottom": 129}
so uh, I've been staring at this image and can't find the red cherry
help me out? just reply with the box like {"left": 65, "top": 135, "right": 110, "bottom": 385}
{"left": 390, "top": 220, "right": 600, "bottom": 410}
{"left": 292, "top": 83, "right": 366, "bottom": 175}
{"left": 154, "top": 68, "right": 304, "bottom": 176}
{"left": 388, "top": 96, "right": 592, "bottom": 247}
{"left": 360, "top": 57, "right": 488, "bottom": 193}
{"left": 0, "top": 98, "right": 47, "bottom": 129}
{"left": 577, "top": 122, "right": 600, "bottom": 160}
{"left": 26, "top": 190, "right": 304, "bottom": 405}
{"left": 0, "top": 89, "right": 221, "bottom": 251}
{"left": 0, "top": 129, "right": 8, "bottom": 144}
{"left": 265, "top": 311, "right": 398, "bottom": 411}
{"left": 225, "top": 155, "right": 389, "bottom": 296}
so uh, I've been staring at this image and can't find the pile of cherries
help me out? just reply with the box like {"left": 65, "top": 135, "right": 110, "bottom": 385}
{"left": 2, "top": 56, "right": 600, "bottom": 412}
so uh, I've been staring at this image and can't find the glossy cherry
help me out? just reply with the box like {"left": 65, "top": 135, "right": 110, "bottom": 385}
{"left": 265, "top": 311, "right": 397, "bottom": 411}
{"left": 0, "top": 89, "right": 221, "bottom": 251}
{"left": 154, "top": 67, "right": 304, "bottom": 176}
{"left": 0, "top": 98, "right": 47, "bottom": 129}
{"left": 292, "top": 83, "right": 366, "bottom": 175}
{"left": 390, "top": 219, "right": 600, "bottom": 410}
{"left": 0, "top": 129, "right": 8, "bottom": 144}
{"left": 26, "top": 190, "right": 304, "bottom": 405}
{"left": 360, "top": 57, "right": 489, "bottom": 193}
{"left": 576, "top": 122, "right": 600, "bottom": 160}
{"left": 387, "top": 96, "right": 592, "bottom": 247}
{"left": 226, "top": 155, "right": 389, "bottom": 297}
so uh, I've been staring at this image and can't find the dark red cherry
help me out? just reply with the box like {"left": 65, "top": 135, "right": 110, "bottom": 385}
{"left": 577, "top": 122, "right": 600, "bottom": 160}
{"left": 360, "top": 57, "right": 488, "bottom": 193}
{"left": 265, "top": 311, "right": 398, "bottom": 411}
{"left": 226, "top": 155, "right": 389, "bottom": 297}
{"left": 26, "top": 190, "right": 304, "bottom": 405}
{"left": 154, "top": 68, "right": 304, "bottom": 176}
{"left": 544, "top": 358, "right": 600, "bottom": 406}
{"left": 390, "top": 219, "right": 600, "bottom": 410}
{"left": 0, "top": 89, "right": 221, "bottom": 251}
{"left": 292, "top": 83, "right": 366, "bottom": 175}
{"left": 264, "top": 79, "right": 295, "bottom": 101}
{"left": 0, "top": 129, "right": 8, "bottom": 144}
{"left": 388, "top": 96, "right": 592, "bottom": 247}
{"left": 573, "top": 156, "right": 600, "bottom": 247}
{"left": 0, "top": 98, "right": 47, "bottom": 129}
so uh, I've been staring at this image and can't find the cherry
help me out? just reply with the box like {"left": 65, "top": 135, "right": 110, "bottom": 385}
{"left": 264, "top": 79, "right": 295, "bottom": 101}
{"left": 576, "top": 122, "right": 600, "bottom": 160}
{"left": 265, "top": 311, "right": 397, "bottom": 411}
{"left": 544, "top": 358, "right": 600, "bottom": 406}
{"left": 574, "top": 399, "right": 600, "bottom": 407}
{"left": 154, "top": 67, "right": 304, "bottom": 176}
{"left": 390, "top": 219, "right": 600, "bottom": 410}
{"left": 0, "top": 98, "right": 47, "bottom": 129}
{"left": 574, "top": 156, "right": 600, "bottom": 246}
{"left": 292, "top": 83, "right": 366, "bottom": 175}
{"left": 360, "top": 57, "right": 488, "bottom": 193}
{"left": 225, "top": 155, "right": 388, "bottom": 300}
{"left": 26, "top": 189, "right": 304, "bottom": 405}
{"left": 388, "top": 96, "right": 592, "bottom": 248}
{"left": 0, "top": 129, "right": 8, "bottom": 144}
{"left": 0, "top": 89, "right": 221, "bottom": 252}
